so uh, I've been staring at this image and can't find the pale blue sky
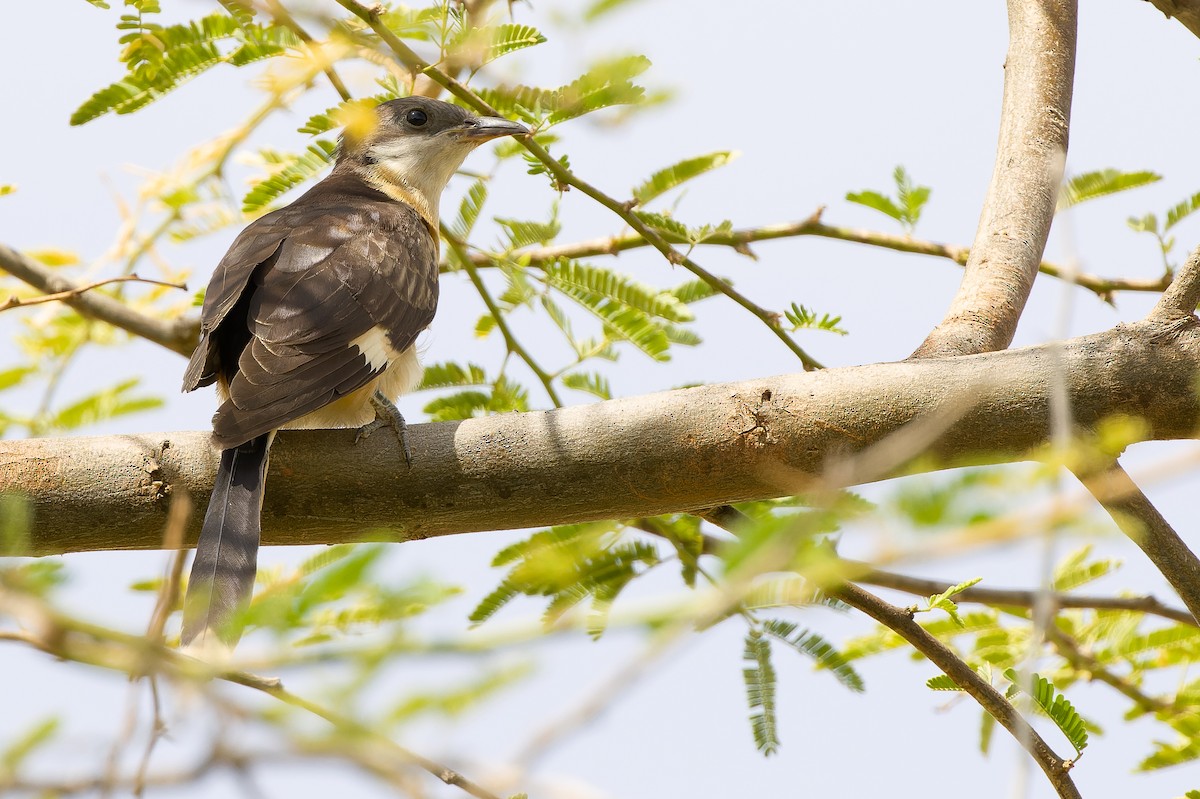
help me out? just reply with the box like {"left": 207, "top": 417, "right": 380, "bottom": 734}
{"left": 4, "top": 2, "right": 1200, "bottom": 797}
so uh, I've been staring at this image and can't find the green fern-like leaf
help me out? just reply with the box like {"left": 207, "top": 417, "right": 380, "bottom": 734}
{"left": 846, "top": 166, "right": 931, "bottom": 232}
{"left": 743, "top": 629, "right": 780, "bottom": 756}
{"left": 561, "top": 371, "right": 612, "bottom": 400}
{"left": 469, "top": 580, "right": 521, "bottom": 625}
{"left": 242, "top": 140, "right": 336, "bottom": 214}
{"left": 926, "top": 674, "right": 963, "bottom": 691}
{"left": 1003, "top": 669, "right": 1089, "bottom": 757}
{"left": 543, "top": 260, "right": 693, "bottom": 322}
{"left": 1113, "top": 624, "right": 1200, "bottom": 659}
{"left": 418, "top": 362, "right": 489, "bottom": 390}
{"left": 495, "top": 216, "right": 561, "bottom": 249}
{"left": 632, "top": 210, "right": 690, "bottom": 240}
{"left": 449, "top": 180, "right": 489, "bottom": 240}
{"left": 846, "top": 190, "right": 902, "bottom": 223}
{"left": 423, "top": 389, "right": 491, "bottom": 422}
{"left": 980, "top": 709, "right": 996, "bottom": 754}
{"left": 632, "top": 151, "right": 738, "bottom": 206}
{"left": 1058, "top": 168, "right": 1161, "bottom": 209}
{"left": 783, "top": 303, "right": 847, "bottom": 335}
{"left": 227, "top": 25, "right": 299, "bottom": 66}
{"left": 666, "top": 278, "right": 720, "bottom": 305}
{"left": 894, "top": 166, "right": 931, "bottom": 228}
{"left": 1165, "top": 191, "right": 1200, "bottom": 231}
{"left": 217, "top": 0, "right": 255, "bottom": 26}
{"left": 923, "top": 576, "right": 983, "bottom": 627}
{"left": 1, "top": 717, "right": 60, "bottom": 773}
{"left": 480, "top": 24, "right": 547, "bottom": 64}
{"left": 762, "top": 618, "right": 864, "bottom": 692}
{"left": 50, "top": 378, "right": 164, "bottom": 432}
{"left": 546, "top": 55, "right": 651, "bottom": 125}
{"left": 1052, "top": 545, "right": 1120, "bottom": 591}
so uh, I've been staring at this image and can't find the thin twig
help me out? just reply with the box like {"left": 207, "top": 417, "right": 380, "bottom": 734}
{"left": 830, "top": 582, "right": 1083, "bottom": 799}
{"left": 0, "top": 594, "right": 508, "bottom": 799}
{"left": 1045, "top": 626, "right": 1171, "bottom": 714}
{"left": 459, "top": 212, "right": 1166, "bottom": 300}
{"left": 0, "top": 243, "right": 196, "bottom": 355}
{"left": 260, "top": 0, "right": 354, "bottom": 102}
{"left": 442, "top": 228, "right": 563, "bottom": 406}
{"left": 852, "top": 562, "right": 1197, "bottom": 627}
{"left": 0, "top": 275, "right": 186, "bottom": 313}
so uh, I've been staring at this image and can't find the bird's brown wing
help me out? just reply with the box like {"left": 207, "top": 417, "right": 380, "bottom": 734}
{"left": 183, "top": 178, "right": 439, "bottom": 449}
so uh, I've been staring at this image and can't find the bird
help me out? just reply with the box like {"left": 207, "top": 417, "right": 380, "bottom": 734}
{"left": 179, "top": 96, "right": 529, "bottom": 653}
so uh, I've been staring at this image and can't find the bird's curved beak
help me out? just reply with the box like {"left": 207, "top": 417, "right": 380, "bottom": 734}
{"left": 452, "top": 116, "right": 530, "bottom": 142}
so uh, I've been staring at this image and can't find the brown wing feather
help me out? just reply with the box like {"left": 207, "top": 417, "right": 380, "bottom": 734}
{"left": 183, "top": 172, "right": 439, "bottom": 449}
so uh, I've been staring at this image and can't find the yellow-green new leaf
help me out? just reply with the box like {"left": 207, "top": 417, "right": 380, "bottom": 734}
{"left": 633, "top": 151, "right": 738, "bottom": 206}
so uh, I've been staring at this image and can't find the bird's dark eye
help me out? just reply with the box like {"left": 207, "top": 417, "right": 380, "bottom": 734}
{"left": 405, "top": 109, "right": 428, "bottom": 126}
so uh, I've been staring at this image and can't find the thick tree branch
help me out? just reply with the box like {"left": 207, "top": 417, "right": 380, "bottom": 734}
{"left": 830, "top": 583, "right": 1082, "bottom": 799}
{"left": 0, "top": 243, "right": 196, "bottom": 356}
{"left": 1151, "top": 243, "right": 1200, "bottom": 319}
{"left": 913, "top": 0, "right": 1077, "bottom": 357}
{"left": 4, "top": 319, "right": 1199, "bottom": 556}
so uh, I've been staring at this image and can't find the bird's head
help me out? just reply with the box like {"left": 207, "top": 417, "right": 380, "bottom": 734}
{"left": 338, "top": 97, "right": 529, "bottom": 231}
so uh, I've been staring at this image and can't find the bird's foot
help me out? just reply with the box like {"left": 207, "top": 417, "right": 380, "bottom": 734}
{"left": 355, "top": 391, "right": 412, "bottom": 466}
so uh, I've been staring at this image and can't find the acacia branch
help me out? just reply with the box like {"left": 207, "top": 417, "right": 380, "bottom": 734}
{"left": 914, "top": 0, "right": 1077, "bottom": 357}
{"left": 853, "top": 563, "right": 1197, "bottom": 626}
{"left": 1151, "top": 243, "right": 1200, "bottom": 319}
{"left": 830, "top": 583, "right": 1081, "bottom": 799}
{"left": 1045, "top": 626, "right": 1171, "bottom": 714}
{"left": 0, "top": 592, "right": 506, "bottom": 799}
{"left": 1071, "top": 461, "right": 1200, "bottom": 623}
{"left": 466, "top": 213, "right": 1168, "bottom": 300}
{"left": 0, "top": 274, "right": 185, "bottom": 313}
{"left": 0, "top": 243, "right": 196, "bottom": 356}
{"left": 5, "top": 318, "right": 1200, "bottom": 555}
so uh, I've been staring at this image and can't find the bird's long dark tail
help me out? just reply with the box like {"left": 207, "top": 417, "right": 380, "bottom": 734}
{"left": 181, "top": 431, "right": 274, "bottom": 650}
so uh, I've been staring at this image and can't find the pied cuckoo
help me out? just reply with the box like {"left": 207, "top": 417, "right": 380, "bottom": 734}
{"left": 181, "top": 97, "right": 528, "bottom": 651}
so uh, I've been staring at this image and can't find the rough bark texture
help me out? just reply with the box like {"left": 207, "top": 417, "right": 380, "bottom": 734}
{"left": 913, "top": 0, "right": 1077, "bottom": 357}
{"left": 3, "top": 319, "right": 1198, "bottom": 556}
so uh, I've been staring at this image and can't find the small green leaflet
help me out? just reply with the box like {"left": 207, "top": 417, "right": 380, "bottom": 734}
{"left": 1052, "top": 544, "right": 1119, "bottom": 591}
{"left": 846, "top": 166, "right": 930, "bottom": 233}
{"left": 243, "top": 140, "right": 336, "bottom": 214}
{"left": 1003, "top": 669, "right": 1089, "bottom": 758}
{"left": 1165, "top": 191, "right": 1200, "bottom": 231}
{"left": 418, "top": 362, "right": 489, "bottom": 390}
{"left": 1, "top": 717, "right": 60, "bottom": 772}
{"left": 632, "top": 151, "right": 739, "bottom": 206}
{"left": 920, "top": 577, "right": 982, "bottom": 628}
{"left": 926, "top": 674, "right": 962, "bottom": 691}
{"left": 1058, "top": 168, "right": 1161, "bottom": 209}
{"left": 743, "top": 629, "right": 780, "bottom": 756}
{"left": 50, "top": 378, "right": 163, "bottom": 432}
{"left": 561, "top": 371, "right": 611, "bottom": 400}
{"left": 761, "top": 618, "right": 864, "bottom": 692}
{"left": 784, "top": 303, "right": 847, "bottom": 335}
